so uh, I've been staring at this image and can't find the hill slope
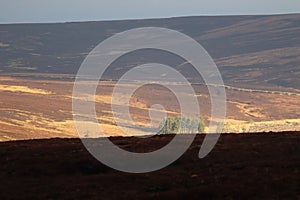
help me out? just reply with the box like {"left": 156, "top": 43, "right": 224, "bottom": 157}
{"left": 0, "top": 133, "right": 299, "bottom": 199}
{"left": 1, "top": 14, "right": 300, "bottom": 89}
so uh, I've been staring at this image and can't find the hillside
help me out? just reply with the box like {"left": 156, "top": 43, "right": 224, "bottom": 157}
{"left": 0, "top": 14, "right": 300, "bottom": 89}
{"left": 0, "top": 14, "right": 300, "bottom": 140}
{"left": 0, "top": 133, "right": 299, "bottom": 199}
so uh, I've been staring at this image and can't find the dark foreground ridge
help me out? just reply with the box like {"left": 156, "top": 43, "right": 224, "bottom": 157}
{"left": 0, "top": 132, "right": 299, "bottom": 199}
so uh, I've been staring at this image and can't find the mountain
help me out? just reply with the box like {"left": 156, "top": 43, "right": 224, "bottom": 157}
{"left": 1, "top": 14, "right": 300, "bottom": 89}
{"left": 0, "top": 14, "right": 300, "bottom": 141}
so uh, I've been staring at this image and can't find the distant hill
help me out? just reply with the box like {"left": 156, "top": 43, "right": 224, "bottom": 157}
{"left": 0, "top": 14, "right": 300, "bottom": 89}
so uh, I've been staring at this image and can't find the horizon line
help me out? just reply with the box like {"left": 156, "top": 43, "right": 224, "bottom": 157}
{"left": 1, "top": 12, "right": 300, "bottom": 25}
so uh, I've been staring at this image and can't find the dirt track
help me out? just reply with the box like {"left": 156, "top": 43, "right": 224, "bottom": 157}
{"left": 0, "top": 133, "right": 299, "bottom": 199}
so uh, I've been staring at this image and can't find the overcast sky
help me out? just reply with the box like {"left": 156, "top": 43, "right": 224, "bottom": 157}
{"left": 1, "top": 0, "right": 300, "bottom": 24}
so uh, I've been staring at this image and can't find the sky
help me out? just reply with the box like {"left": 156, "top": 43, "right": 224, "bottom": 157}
{"left": 1, "top": 0, "right": 300, "bottom": 24}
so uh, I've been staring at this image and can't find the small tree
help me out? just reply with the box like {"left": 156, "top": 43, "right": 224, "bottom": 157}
{"left": 158, "top": 116, "right": 205, "bottom": 134}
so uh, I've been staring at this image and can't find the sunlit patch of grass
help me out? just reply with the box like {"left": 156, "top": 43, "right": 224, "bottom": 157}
{"left": 0, "top": 43, "right": 10, "bottom": 47}
{"left": 0, "top": 85, "right": 52, "bottom": 95}
{"left": 223, "top": 118, "right": 300, "bottom": 133}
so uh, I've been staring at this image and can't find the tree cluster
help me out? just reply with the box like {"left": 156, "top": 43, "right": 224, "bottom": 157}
{"left": 158, "top": 116, "right": 205, "bottom": 134}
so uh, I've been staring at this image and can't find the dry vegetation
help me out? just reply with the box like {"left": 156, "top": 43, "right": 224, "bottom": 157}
{"left": 0, "top": 76, "right": 299, "bottom": 141}
{"left": 0, "top": 133, "right": 299, "bottom": 199}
